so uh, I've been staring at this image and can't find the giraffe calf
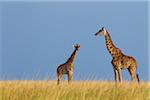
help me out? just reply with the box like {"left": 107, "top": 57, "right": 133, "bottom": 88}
{"left": 57, "top": 44, "right": 80, "bottom": 85}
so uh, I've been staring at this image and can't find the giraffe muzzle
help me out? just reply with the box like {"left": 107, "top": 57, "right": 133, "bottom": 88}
{"left": 95, "top": 32, "right": 101, "bottom": 36}
{"left": 95, "top": 32, "right": 98, "bottom": 36}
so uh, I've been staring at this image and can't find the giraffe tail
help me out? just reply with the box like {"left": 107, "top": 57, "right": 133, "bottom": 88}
{"left": 136, "top": 74, "right": 140, "bottom": 83}
{"left": 136, "top": 68, "right": 140, "bottom": 83}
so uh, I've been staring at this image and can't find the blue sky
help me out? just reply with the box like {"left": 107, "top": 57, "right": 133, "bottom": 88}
{"left": 1, "top": 1, "right": 149, "bottom": 81}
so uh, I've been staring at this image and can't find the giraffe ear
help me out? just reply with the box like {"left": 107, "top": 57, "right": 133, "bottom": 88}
{"left": 72, "top": 45, "right": 74, "bottom": 48}
{"left": 102, "top": 27, "right": 105, "bottom": 30}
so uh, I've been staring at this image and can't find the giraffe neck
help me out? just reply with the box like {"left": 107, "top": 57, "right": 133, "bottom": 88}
{"left": 66, "top": 49, "right": 78, "bottom": 64}
{"left": 104, "top": 30, "right": 123, "bottom": 58}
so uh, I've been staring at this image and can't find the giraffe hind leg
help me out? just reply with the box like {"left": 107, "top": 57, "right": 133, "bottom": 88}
{"left": 128, "top": 67, "right": 136, "bottom": 82}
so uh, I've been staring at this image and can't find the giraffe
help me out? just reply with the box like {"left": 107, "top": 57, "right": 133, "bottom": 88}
{"left": 95, "top": 27, "right": 140, "bottom": 83}
{"left": 57, "top": 44, "right": 80, "bottom": 85}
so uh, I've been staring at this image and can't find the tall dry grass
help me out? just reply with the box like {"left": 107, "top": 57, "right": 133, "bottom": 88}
{"left": 0, "top": 80, "right": 149, "bottom": 100}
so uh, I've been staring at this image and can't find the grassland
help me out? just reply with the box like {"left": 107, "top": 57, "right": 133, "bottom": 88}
{"left": 0, "top": 80, "right": 149, "bottom": 100}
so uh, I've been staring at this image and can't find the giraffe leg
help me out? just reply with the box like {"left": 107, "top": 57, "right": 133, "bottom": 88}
{"left": 128, "top": 67, "right": 136, "bottom": 82}
{"left": 113, "top": 68, "right": 118, "bottom": 82}
{"left": 111, "top": 61, "right": 118, "bottom": 82}
{"left": 67, "top": 73, "right": 72, "bottom": 84}
{"left": 117, "top": 68, "right": 122, "bottom": 82}
{"left": 57, "top": 73, "right": 62, "bottom": 85}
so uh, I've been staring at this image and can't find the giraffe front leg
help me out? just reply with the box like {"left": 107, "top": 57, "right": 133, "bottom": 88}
{"left": 57, "top": 73, "right": 62, "bottom": 85}
{"left": 113, "top": 68, "right": 118, "bottom": 82}
{"left": 111, "top": 61, "right": 118, "bottom": 82}
{"left": 67, "top": 73, "right": 72, "bottom": 84}
{"left": 117, "top": 68, "right": 122, "bottom": 82}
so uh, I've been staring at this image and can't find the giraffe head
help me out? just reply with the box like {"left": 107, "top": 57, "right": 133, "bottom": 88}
{"left": 73, "top": 44, "right": 80, "bottom": 50}
{"left": 95, "top": 27, "right": 107, "bottom": 36}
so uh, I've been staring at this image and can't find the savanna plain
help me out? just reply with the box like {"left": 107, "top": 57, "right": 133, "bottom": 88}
{"left": 0, "top": 80, "right": 150, "bottom": 100}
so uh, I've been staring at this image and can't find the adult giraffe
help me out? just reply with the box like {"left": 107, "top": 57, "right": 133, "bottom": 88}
{"left": 95, "top": 27, "right": 139, "bottom": 83}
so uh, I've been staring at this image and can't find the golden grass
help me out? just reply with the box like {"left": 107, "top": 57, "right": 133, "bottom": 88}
{"left": 0, "top": 80, "right": 150, "bottom": 100}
